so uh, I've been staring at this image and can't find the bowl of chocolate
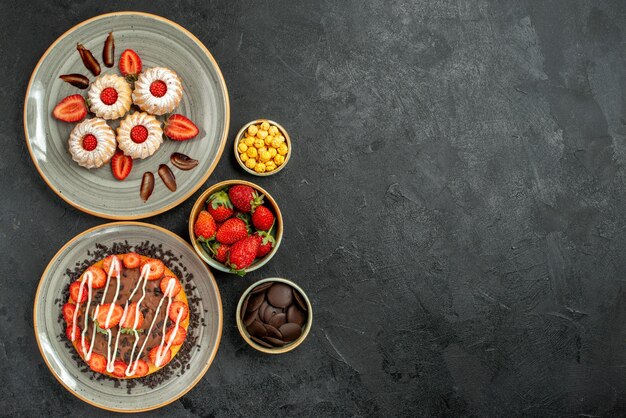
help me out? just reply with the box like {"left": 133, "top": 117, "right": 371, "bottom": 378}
{"left": 236, "top": 278, "right": 312, "bottom": 354}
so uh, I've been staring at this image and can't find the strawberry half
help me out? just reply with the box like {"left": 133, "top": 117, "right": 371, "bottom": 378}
{"left": 112, "top": 360, "right": 128, "bottom": 378}
{"left": 169, "top": 301, "right": 189, "bottom": 322}
{"left": 165, "top": 325, "right": 187, "bottom": 346}
{"left": 62, "top": 302, "right": 77, "bottom": 324}
{"left": 123, "top": 252, "right": 141, "bottom": 269}
{"left": 52, "top": 94, "right": 87, "bottom": 122}
{"left": 129, "top": 359, "right": 149, "bottom": 377}
{"left": 164, "top": 114, "right": 199, "bottom": 141}
{"left": 119, "top": 49, "right": 142, "bottom": 80}
{"left": 88, "top": 353, "right": 107, "bottom": 373}
{"left": 111, "top": 152, "right": 133, "bottom": 181}
{"left": 149, "top": 346, "right": 171, "bottom": 367}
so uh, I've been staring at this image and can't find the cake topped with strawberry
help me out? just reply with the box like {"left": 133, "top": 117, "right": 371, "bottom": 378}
{"left": 116, "top": 112, "right": 163, "bottom": 159}
{"left": 87, "top": 74, "right": 132, "bottom": 120}
{"left": 68, "top": 118, "right": 117, "bottom": 169}
{"left": 63, "top": 253, "right": 189, "bottom": 378}
{"left": 132, "top": 67, "right": 183, "bottom": 116}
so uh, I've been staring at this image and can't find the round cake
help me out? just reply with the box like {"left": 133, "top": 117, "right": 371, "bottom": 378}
{"left": 87, "top": 74, "right": 133, "bottom": 120}
{"left": 132, "top": 67, "right": 183, "bottom": 115}
{"left": 68, "top": 118, "right": 117, "bottom": 169}
{"left": 117, "top": 112, "right": 164, "bottom": 159}
{"left": 62, "top": 253, "right": 189, "bottom": 378}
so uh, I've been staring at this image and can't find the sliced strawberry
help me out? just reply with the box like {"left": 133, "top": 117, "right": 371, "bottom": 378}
{"left": 160, "top": 276, "right": 182, "bottom": 297}
{"left": 84, "top": 266, "right": 107, "bottom": 288}
{"left": 88, "top": 353, "right": 107, "bottom": 373}
{"left": 112, "top": 360, "right": 128, "bottom": 378}
{"left": 119, "top": 49, "right": 142, "bottom": 79}
{"left": 141, "top": 258, "right": 165, "bottom": 280}
{"left": 69, "top": 281, "right": 88, "bottom": 303}
{"left": 164, "top": 114, "right": 199, "bottom": 141}
{"left": 96, "top": 303, "right": 124, "bottom": 329}
{"left": 66, "top": 323, "right": 80, "bottom": 342}
{"left": 123, "top": 252, "right": 141, "bottom": 269}
{"left": 52, "top": 94, "right": 87, "bottom": 122}
{"left": 169, "top": 301, "right": 189, "bottom": 322}
{"left": 62, "top": 302, "right": 77, "bottom": 324}
{"left": 111, "top": 151, "right": 133, "bottom": 181}
{"left": 149, "top": 346, "right": 172, "bottom": 367}
{"left": 129, "top": 359, "right": 149, "bottom": 377}
{"left": 102, "top": 255, "right": 122, "bottom": 277}
{"left": 165, "top": 325, "right": 187, "bottom": 346}
{"left": 121, "top": 303, "right": 145, "bottom": 329}
{"left": 78, "top": 337, "right": 91, "bottom": 356}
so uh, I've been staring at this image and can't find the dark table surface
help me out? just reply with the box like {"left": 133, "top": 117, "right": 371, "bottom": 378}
{"left": 1, "top": 1, "right": 625, "bottom": 416}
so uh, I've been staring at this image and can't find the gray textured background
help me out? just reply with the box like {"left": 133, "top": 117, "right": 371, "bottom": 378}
{"left": 1, "top": 0, "right": 625, "bottom": 416}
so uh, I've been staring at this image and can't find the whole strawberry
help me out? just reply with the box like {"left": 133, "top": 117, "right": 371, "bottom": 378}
{"left": 216, "top": 218, "right": 249, "bottom": 244}
{"left": 210, "top": 242, "right": 231, "bottom": 263}
{"left": 228, "top": 236, "right": 260, "bottom": 274}
{"left": 228, "top": 185, "right": 264, "bottom": 213}
{"left": 207, "top": 190, "right": 234, "bottom": 222}
{"left": 251, "top": 205, "right": 275, "bottom": 231}
{"left": 254, "top": 231, "right": 275, "bottom": 258}
{"left": 194, "top": 210, "right": 216, "bottom": 239}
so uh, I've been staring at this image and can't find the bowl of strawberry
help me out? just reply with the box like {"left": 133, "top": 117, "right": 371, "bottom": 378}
{"left": 189, "top": 180, "right": 283, "bottom": 275}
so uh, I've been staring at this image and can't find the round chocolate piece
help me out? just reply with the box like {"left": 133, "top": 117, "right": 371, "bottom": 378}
{"left": 279, "top": 323, "right": 302, "bottom": 342}
{"left": 268, "top": 313, "right": 287, "bottom": 328}
{"left": 250, "top": 335, "right": 273, "bottom": 348}
{"left": 251, "top": 281, "right": 274, "bottom": 294}
{"left": 287, "top": 304, "right": 306, "bottom": 326}
{"left": 263, "top": 304, "right": 283, "bottom": 323}
{"left": 292, "top": 288, "right": 307, "bottom": 311}
{"left": 258, "top": 300, "right": 270, "bottom": 321}
{"left": 240, "top": 294, "right": 250, "bottom": 317}
{"left": 247, "top": 320, "right": 267, "bottom": 338}
{"left": 264, "top": 337, "right": 286, "bottom": 347}
{"left": 264, "top": 324, "right": 283, "bottom": 340}
{"left": 247, "top": 291, "right": 265, "bottom": 312}
{"left": 243, "top": 309, "right": 258, "bottom": 327}
{"left": 267, "top": 283, "right": 293, "bottom": 308}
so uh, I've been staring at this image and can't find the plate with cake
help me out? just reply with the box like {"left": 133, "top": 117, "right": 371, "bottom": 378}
{"left": 33, "top": 222, "right": 222, "bottom": 412}
{"left": 24, "top": 12, "right": 230, "bottom": 219}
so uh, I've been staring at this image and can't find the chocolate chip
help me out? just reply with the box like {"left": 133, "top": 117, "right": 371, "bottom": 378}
{"left": 250, "top": 335, "right": 273, "bottom": 348}
{"left": 264, "top": 324, "right": 283, "bottom": 339}
{"left": 251, "top": 282, "right": 273, "bottom": 294}
{"left": 287, "top": 305, "right": 306, "bottom": 326}
{"left": 267, "top": 283, "right": 293, "bottom": 308}
{"left": 263, "top": 304, "right": 283, "bottom": 323}
{"left": 264, "top": 337, "right": 285, "bottom": 347}
{"left": 293, "top": 289, "right": 307, "bottom": 311}
{"left": 248, "top": 320, "right": 267, "bottom": 338}
{"left": 268, "top": 313, "right": 287, "bottom": 328}
{"left": 247, "top": 292, "right": 264, "bottom": 312}
{"left": 278, "top": 323, "right": 302, "bottom": 342}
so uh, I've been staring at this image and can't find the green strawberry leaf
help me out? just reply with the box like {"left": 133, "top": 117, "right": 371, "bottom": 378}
{"left": 207, "top": 189, "right": 233, "bottom": 209}
{"left": 120, "top": 328, "right": 142, "bottom": 335}
{"left": 93, "top": 320, "right": 108, "bottom": 335}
